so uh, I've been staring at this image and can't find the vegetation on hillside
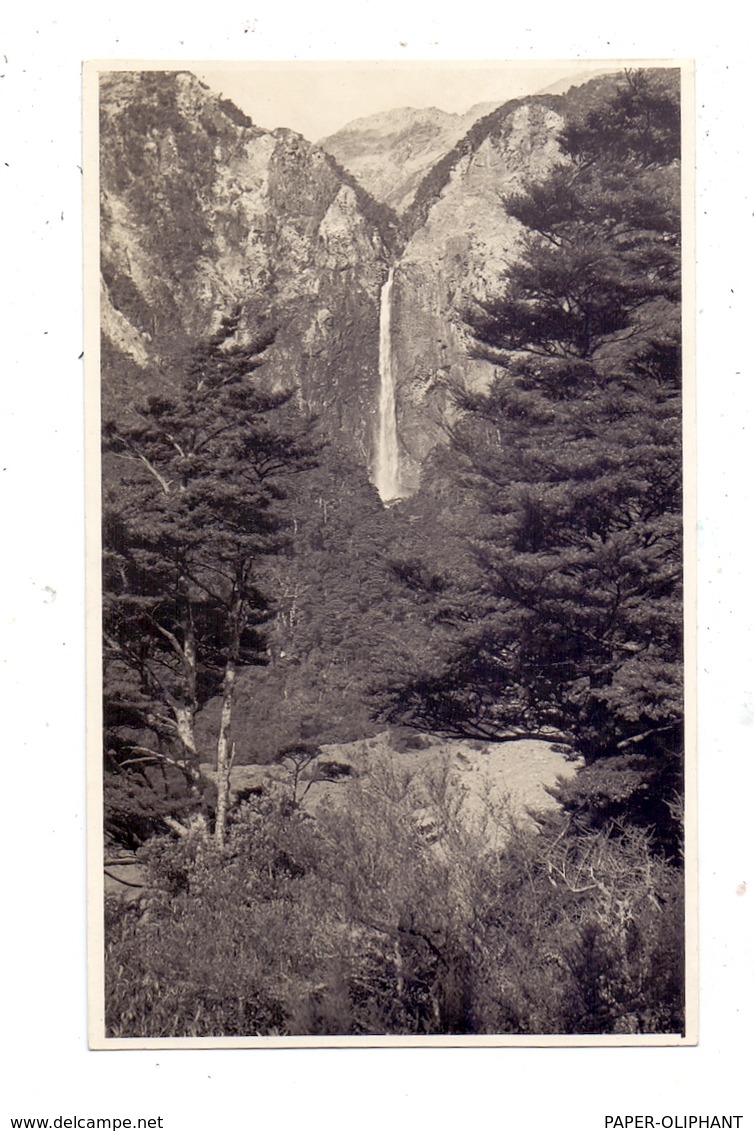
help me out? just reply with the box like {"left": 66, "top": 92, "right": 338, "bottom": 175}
{"left": 102, "top": 69, "right": 686, "bottom": 1037}
{"left": 103, "top": 309, "right": 316, "bottom": 846}
{"left": 382, "top": 67, "right": 683, "bottom": 857}
{"left": 106, "top": 760, "right": 683, "bottom": 1037}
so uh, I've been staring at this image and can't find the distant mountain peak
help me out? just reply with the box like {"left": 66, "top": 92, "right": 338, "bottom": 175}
{"left": 318, "top": 102, "right": 501, "bottom": 214}
{"left": 322, "top": 105, "right": 460, "bottom": 137}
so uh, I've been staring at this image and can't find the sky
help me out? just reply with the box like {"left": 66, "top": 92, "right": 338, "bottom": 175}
{"left": 194, "top": 59, "right": 617, "bottom": 141}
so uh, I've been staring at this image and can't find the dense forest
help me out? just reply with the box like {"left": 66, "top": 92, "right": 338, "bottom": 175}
{"left": 102, "top": 68, "right": 685, "bottom": 1038}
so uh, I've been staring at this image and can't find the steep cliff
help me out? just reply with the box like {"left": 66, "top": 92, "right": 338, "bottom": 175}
{"left": 385, "top": 98, "right": 567, "bottom": 491}
{"left": 371, "top": 76, "right": 623, "bottom": 492}
{"left": 100, "top": 70, "right": 395, "bottom": 468}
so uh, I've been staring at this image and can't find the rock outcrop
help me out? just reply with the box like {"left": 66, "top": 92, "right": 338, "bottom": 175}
{"left": 318, "top": 102, "right": 498, "bottom": 214}
{"left": 100, "top": 70, "right": 394, "bottom": 469}
{"left": 99, "top": 69, "right": 621, "bottom": 495}
{"left": 387, "top": 99, "right": 567, "bottom": 491}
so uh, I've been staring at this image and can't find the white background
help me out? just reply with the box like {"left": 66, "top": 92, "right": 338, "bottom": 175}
{"left": 3, "top": 2, "right": 752, "bottom": 1127}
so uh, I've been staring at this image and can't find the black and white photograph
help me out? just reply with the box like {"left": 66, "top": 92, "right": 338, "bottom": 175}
{"left": 87, "top": 58, "right": 694, "bottom": 1046}
{"left": 6, "top": 0, "right": 754, "bottom": 1122}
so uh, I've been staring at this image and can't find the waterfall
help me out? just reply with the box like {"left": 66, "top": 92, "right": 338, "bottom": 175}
{"left": 374, "top": 267, "right": 401, "bottom": 502}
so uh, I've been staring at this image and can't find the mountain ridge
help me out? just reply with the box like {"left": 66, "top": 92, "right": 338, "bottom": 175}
{"left": 318, "top": 101, "right": 501, "bottom": 214}
{"left": 99, "top": 69, "right": 398, "bottom": 477}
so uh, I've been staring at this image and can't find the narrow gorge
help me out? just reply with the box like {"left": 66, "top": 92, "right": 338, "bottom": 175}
{"left": 98, "top": 70, "right": 589, "bottom": 495}
{"left": 100, "top": 65, "right": 687, "bottom": 1041}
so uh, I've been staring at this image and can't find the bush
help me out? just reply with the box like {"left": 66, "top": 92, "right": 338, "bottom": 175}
{"left": 472, "top": 819, "right": 685, "bottom": 1034}
{"left": 104, "top": 765, "right": 684, "bottom": 1036}
{"left": 105, "top": 792, "right": 337, "bottom": 1037}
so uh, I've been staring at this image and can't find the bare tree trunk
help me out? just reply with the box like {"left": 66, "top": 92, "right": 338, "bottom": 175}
{"left": 215, "top": 663, "right": 236, "bottom": 847}
{"left": 174, "top": 705, "right": 201, "bottom": 779}
{"left": 173, "top": 595, "right": 204, "bottom": 809}
{"left": 215, "top": 591, "right": 242, "bottom": 848}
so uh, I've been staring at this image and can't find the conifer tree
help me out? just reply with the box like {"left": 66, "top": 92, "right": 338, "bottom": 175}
{"left": 383, "top": 70, "right": 684, "bottom": 850}
{"left": 103, "top": 310, "right": 314, "bottom": 845}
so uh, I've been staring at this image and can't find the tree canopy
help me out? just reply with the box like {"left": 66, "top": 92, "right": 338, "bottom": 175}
{"left": 101, "top": 70, "right": 687, "bottom": 1037}
{"left": 379, "top": 70, "right": 684, "bottom": 853}
{"left": 103, "top": 309, "right": 315, "bottom": 845}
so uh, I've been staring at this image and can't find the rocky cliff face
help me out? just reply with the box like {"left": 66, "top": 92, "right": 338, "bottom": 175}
{"left": 381, "top": 77, "right": 627, "bottom": 492}
{"left": 387, "top": 98, "right": 567, "bottom": 491}
{"left": 99, "top": 70, "right": 618, "bottom": 496}
{"left": 318, "top": 103, "right": 498, "bottom": 214}
{"left": 100, "top": 70, "right": 393, "bottom": 468}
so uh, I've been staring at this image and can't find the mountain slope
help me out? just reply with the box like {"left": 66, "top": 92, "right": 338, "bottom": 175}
{"left": 99, "top": 69, "right": 630, "bottom": 496}
{"left": 318, "top": 102, "right": 498, "bottom": 213}
{"left": 100, "top": 70, "right": 396, "bottom": 469}
{"left": 382, "top": 97, "right": 566, "bottom": 489}
{"left": 378, "top": 76, "right": 626, "bottom": 491}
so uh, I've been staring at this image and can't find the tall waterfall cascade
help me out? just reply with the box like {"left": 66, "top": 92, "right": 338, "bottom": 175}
{"left": 374, "top": 267, "right": 402, "bottom": 502}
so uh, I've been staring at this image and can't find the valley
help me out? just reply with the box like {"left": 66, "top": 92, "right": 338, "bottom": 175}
{"left": 99, "top": 64, "right": 686, "bottom": 1040}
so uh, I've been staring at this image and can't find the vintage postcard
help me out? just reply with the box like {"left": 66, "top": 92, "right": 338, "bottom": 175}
{"left": 85, "top": 58, "right": 696, "bottom": 1047}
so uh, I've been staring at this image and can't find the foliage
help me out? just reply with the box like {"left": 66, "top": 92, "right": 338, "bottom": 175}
{"left": 105, "top": 792, "right": 339, "bottom": 1037}
{"left": 380, "top": 69, "right": 684, "bottom": 853}
{"left": 472, "top": 814, "right": 685, "bottom": 1034}
{"left": 103, "top": 759, "right": 201, "bottom": 851}
{"left": 105, "top": 760, "right": 684, "bottom": 1037}
{"left": 196, "top": 443, "right": 469, "bottom": 764}
{"left": 102, "top": 70, "right": 686, "bottom": 1038}
{"left": 103, "top": 310, "right": 315, "bottom": 844}
{"left": 320, "top": 151, "right": 402, "bottom": 253}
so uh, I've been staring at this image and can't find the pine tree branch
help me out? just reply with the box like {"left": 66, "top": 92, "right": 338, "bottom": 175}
{"left": 114, "top": 439, "right": 173, "bottom": 495}
{"left": 616, "top": 721, "right": 680, "bottom": 750}
{"left": 120, "top": 745, "right": 202, "bottom": 781}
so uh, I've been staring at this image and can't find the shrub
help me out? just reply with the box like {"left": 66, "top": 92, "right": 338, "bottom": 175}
{"left": 472, "top": 818, "right": 685, "bottom": 1034}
